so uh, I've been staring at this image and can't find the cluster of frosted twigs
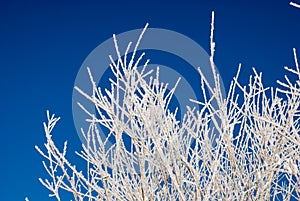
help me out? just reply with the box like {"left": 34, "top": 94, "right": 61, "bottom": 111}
{"left": 34, "top": 12, "right": 300, "bottom": 201}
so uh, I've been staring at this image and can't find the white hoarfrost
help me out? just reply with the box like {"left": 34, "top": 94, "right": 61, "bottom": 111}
{"left": 290, "top": 1, "right": 300, "bottom": 8}
{"left": 34, "top": 12, "right": 300, "bottom": 200}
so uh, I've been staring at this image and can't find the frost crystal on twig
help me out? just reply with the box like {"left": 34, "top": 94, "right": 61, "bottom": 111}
{"left": 290, "top": 1, "right": 300, "bottom": 8}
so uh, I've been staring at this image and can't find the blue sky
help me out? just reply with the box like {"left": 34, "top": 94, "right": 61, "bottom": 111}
{"left": 0, "top": 1, "right": 299, "bottom": 200}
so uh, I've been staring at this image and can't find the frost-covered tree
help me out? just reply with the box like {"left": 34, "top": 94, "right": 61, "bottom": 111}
{"left": 34, "top": 12, "right": 300, "bottom": 200}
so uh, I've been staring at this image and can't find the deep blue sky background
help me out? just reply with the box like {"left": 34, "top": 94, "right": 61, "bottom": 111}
{"left": 0, "top": 1, "right": 299, "bottom": 200}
